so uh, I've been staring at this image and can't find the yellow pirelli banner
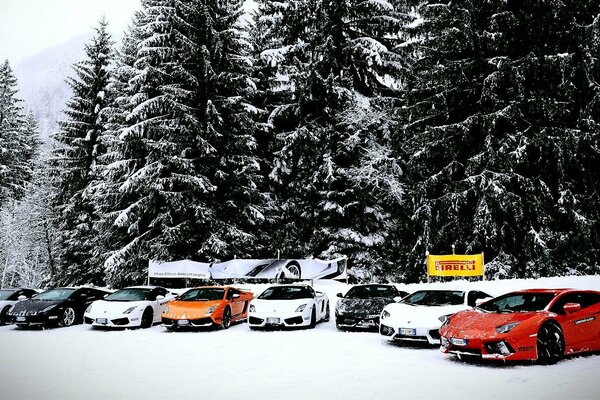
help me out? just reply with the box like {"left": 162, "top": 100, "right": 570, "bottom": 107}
{"left": 427, "top": 253, "right": 484, "bottom": 277}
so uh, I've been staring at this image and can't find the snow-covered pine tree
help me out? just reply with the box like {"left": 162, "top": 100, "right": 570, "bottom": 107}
{"left": 0, "top": 60, "right": 38, "bottom": 205}
{"left": 394, "top": 0, "right": 600, "bottom": 280}
{"left": 98, "top": 0, "right": 266, "bottom": 286}
{"left": 255, "top": 0, "right": 406, "bottom": 276}
{"left": 50, "top": 19, "right": 114, "bottom": 285}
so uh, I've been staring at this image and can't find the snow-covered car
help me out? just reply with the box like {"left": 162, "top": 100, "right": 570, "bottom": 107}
{"left": 335, "top": 284, "right": 409, "bottom": 330}
{"left": 379, "top": 289, "right": 493, "bottom": 344}
{"left": 0, "top": 288, "right": 38, "bottom": 325}
{"left": 248, "top": 285, "right": 329, "bottom": 329}
{"left": 84, "top": 286, "right": 174, "bottom": 328}
{"left": 8, "top": 287, "right": 111, "bottom": 327}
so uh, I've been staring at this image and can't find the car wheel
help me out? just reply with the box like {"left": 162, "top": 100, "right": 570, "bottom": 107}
{"left": 0, "top": 305, "right": 10, "bottom": 325}
{"left": 285, "top": 261, "right": 301, "bottom": 279}
{"left": 60, "top": 307, "right": 76, "bottom": 327}
{"left": 221, "top": 307, "right": 231, "bottom": 329}
{"left": 537, "top": 321, "right": 564, "bottom": 364}
{"left": 309, "top": 307, "right": 316, "bottom": 329}
{"left": 141, "top": 307, "right": 153, "bottom": 328}
{"left": 322, "top": 302, "right": 330, "bottom": 322}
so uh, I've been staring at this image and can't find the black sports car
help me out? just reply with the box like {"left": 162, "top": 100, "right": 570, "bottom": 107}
{"left": 0, "top": 288, "right": 38, "bottom": 325}
{"left": 8, "top": 287, "right": 110, "bottom": 328}
{"left": 335, "top": 284, "right": 408, "bottom": 330}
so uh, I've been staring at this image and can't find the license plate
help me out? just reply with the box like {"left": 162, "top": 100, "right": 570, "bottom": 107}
{"left": 95, "top": 318, "right": 108, "bottom": 324}
{"left": 400, "top": 328, "right": 416, "bottom": 336}
{"left": 450, "top": 337, "right": 467, "bottom": 346}
{"left": 266, "top": 317, "right": 280, "bottom": 324}
{"left": 177, "top": 319, "right": 190, "bottom": 325}
{"left": 16, "top": 316, "right": 26, "bottom": 322}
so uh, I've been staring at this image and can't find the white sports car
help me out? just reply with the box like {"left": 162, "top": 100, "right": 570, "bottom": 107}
{"left": 0, "top": 288, "right": 38, "bottom": 325}
{"left": 84, "top": 286, "right": 175, "bottom": 328}
{"left": 248, "top": 285, "right": 329, "bottom": 329}
{"left": 379, "top": 289, "right": 492, "bottom": 344}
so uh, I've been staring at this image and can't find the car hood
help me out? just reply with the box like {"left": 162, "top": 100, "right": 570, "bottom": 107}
{"left": 446, "top": 309, "right": 544, "bottom": 332}
{"left": 163, "top": 299, "right": 223, "bottom": 319}
{"left": 88, "top": 300, "right": 148, "bottom": 315}
{"left": 251, "top": 298, "right": 311, "bottom": 313}
{"left": 336, "top": 297, "right": 393, "bottom": 316}
{"left": 10, "top": 299, "right": 64, "bottom": 313}
{"left": 382, "top": 303, "right": 468, "bottom": 327}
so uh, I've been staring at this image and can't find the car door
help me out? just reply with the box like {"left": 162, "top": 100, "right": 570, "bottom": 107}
{"left": 550, "top": 292, "right": 600, "bottom": 350}
{"left": 226, "top": 288, "right": 245, "bottom": 317}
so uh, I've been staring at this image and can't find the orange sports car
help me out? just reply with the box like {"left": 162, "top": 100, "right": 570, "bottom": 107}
{"left": 161, "top": 286, "right": 253, "bottom": 330}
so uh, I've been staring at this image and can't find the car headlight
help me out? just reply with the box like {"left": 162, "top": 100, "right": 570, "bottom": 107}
{"left": 249, "top": 304, "right": 255, "bottom": 312}
{"left": 206, "top": 305, "right": 217, "bottom": 315}
{"left": 381, "top": 310, "right": 390, "bottom": 319}
{"left": 41, "top": 305, "right": 56, "bottom": 313}
{"left": 295, "top": 304, "right": 307, "bottom": 313}
{"left": 85, "top": 305, "right": 92, "bottom": 313}
{"left": 496, "top": 322, "right": 520, "bottom": 334}
{"left": 123, "top": 306, "right": 137, "bottom": 314}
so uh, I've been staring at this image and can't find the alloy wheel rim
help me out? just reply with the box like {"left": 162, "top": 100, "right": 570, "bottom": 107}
{"left": 64, "top": 308, "right": 75, "bottom": 326}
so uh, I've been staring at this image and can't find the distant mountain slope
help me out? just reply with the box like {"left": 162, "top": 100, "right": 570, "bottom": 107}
{"left": 14, "top": 34, "right": 89, "bottom": 142}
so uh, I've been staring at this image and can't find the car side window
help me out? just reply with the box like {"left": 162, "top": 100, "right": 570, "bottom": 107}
{"left": 157, "top": 287, "right": 168, "bottom": 296}
{"left": 549, "top": 292, "right": 600, "bottom": 315}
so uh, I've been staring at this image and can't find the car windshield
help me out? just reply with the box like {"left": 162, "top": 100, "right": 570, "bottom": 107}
{"left": 345, "top": 285, "right": 397, "bottom": 299}
{"left": 105, "top": 288, "right": 153, "bottom": 302}
{"left": 478, "top": 292, "right": 556, "bottom": 313}
{"left": 0, "top": 289, "right": 17, "bottom": 300}
{"left": 402, "top": 290, "right": 464, "bottom": 306}
{"left": 178, "top": 288, "right": 225, "bottom": 301}
{"left": 35, "top": 288, "right": 76, "bottom": 300}
{"left": 258, "top": 286, "right": 313, "bottom": 300}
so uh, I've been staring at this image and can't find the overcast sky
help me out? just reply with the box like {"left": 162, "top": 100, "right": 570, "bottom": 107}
{"left": 0, "top": 0, "right": 141, "bottom": 64}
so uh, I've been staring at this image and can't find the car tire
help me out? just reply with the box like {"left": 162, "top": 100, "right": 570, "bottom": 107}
{"left": 323, "top": 302, "right": 330, "bottom": 322}
{"left": 0, "top": 305, "right": 10, "bottom": 325}
{"left": 285, "top": 261, "right": 302, "bottom": 280}
{"left": 60, "top": 307, "right": 77, "bottom": 327}
{"left": 221, "top": 307, "right": 231, "bottom": 329}
{"left": 536, "top": 321, "right": 564, "bottom": 364}
{"left": 141, "top": 307, "right": 153, "bottom": 328}
{"left": 309, "top": 307, "right": 316, "bottom": 329}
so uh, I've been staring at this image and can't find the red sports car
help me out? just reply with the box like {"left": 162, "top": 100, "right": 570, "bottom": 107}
{"left": 439, "top": 289, "right": 600, "bottom": 363}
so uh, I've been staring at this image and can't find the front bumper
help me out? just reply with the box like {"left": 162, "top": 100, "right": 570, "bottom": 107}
{"left": 85, "top": 312, "right": 141, "bottom": 328}
{"left": 248, "top": 311, "right": 310, "bottom": 328}
{"left": 161, "top": 316, "right": 217, "bottom": 329}
{"left": 379, "top": 322, "right": 441, "bottom": 345}
{"left": 336, "top": 314, "right": 380, "bottom": 329}
{"left": 440, "top": 332, "right": 538, "bottom": 361}
{"left": 9, "top": 313, "right": 59, "bottom": 326}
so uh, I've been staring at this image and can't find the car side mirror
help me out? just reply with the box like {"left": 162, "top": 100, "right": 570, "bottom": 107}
{"left": 17, "top": 295, "right": 27, "bottom": 301}
{"left": 563, "top": 302, "right": 581, "bottom": 314}
{"left": 232, "top": 293, "right": 240, "bottom": 299}
{"left": 103, "top": 294, "right": 108, "bottom": 298}
{"left": 393, "top": 296, "right": 403, "bottom": 303}
{"left": 475, "top": 298, "right": 491, "bottom": 307}
{"left": 336, "top": 293, "right": 343, "bottom": 298}
{"left": 156, "top": 295, "right": 165, "bottom": 301}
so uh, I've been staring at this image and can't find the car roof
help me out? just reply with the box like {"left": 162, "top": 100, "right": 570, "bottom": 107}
{"left": 513, "top": 288, "right": 573, "bottom": 294}
{"left": 124, "top": 286, "right": 161, "bottom": 290}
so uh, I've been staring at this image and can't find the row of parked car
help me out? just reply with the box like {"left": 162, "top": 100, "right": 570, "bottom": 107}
{"left": 2, "top": 283, "right": 600, "bottom": 364}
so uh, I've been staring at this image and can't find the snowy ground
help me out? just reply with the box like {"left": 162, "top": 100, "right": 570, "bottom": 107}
{"left": 2, "top": 276, "right": 600, "bottom": 400}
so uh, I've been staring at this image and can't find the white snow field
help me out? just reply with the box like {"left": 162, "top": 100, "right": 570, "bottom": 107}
{"left": 1, "top": 276, "right": 600, "bottom": 400}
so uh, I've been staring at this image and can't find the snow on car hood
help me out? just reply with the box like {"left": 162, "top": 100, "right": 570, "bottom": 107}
{"left": 382, "top": 302, "right": 469, "bottom": 328}
{"left": 251, "top": 298, "right": 311, "bottom": 314}
{"left": 336, "top": 297, "right": 393, "bottom": 316}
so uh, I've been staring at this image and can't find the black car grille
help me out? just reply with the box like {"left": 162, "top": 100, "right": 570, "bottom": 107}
{"left": 249, "top": 316, "right": 264, "bottom": 325}
{"left": 429, "top": 329, "right": 441, "bottom": 340}
{"left": 380, "top": 324, "right": 394, "bottom": 336}
{"left": 111, "top": 318, "right": 130, "bottom": 326}
{"left": 284, "top": 316, "right": 304, "bottom": 325}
